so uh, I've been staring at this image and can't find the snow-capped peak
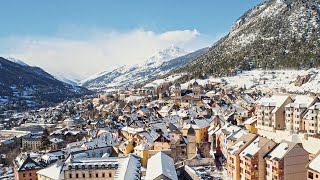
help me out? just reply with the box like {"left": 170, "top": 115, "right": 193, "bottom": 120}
{"left": 80, "top": 45, "right": 208, "bottom": 91}
{"left": 144, "top": 45, "right": 188, "bottom": 65}
{"left": 7, "top": 57, "right": 29, "bottom": 66}
{"left": 53, "top": 73, "right": 80, "bottom": 86}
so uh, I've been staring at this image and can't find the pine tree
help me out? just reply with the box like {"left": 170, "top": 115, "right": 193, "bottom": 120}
{"left": 40, "top": 129, "right": 51, "bottom": 150}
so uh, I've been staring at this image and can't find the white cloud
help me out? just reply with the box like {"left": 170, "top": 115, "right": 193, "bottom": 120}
{"left": 1, "top": 29, "right": 215, "bottom": 80}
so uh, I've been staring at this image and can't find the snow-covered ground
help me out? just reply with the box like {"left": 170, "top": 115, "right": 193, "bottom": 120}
{"left": 144, "top": 74, "right": 183, "bottom": 89}
{"left": 148, "top": 68, "right": 320, "bottom": 94}
{"left": 212, "top": 68, "right": 320, "bottom": 94}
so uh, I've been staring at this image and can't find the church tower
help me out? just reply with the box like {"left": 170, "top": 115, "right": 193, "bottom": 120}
{"left": 174, "top": 82, "right": 181, "bottom": 105}
{"left": 187, "top": 126, "right": 196, "bottom": 159}
{"left": 192, "top": 81, "right": 200, "bottom": 101}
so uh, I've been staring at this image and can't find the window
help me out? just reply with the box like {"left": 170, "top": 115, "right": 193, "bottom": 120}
{"left": 109, "top": 173, "right": 112, "bottom": 177}
{"left": 23, "top": 174, "right": 26, "bottom": 177}
{"left": 69, "top": 174, "right": 72, "bottom": 178}
{"left": 309, "top": 172, "right": 314, "bottom": 179}
{"left": 102, "top": 173, "right": 105, "bottom": 177}
{"left": 29, "top": 173, "right": 32, "bottom": 176}
{"left": 83, "top": 173, "right": 85, "bottom": 178}
{"left": 76, "top": 174, "right": 78, "bottom": 178}
{"left": 96, "top": 173, "right": 99, "bottom": 178}
{"left": 316, "top": 174, "right": 319, "bottom": 178}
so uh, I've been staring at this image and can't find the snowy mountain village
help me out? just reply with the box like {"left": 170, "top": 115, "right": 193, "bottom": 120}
{"left": 1, "top": 76, "right": 320, "bottom": 180}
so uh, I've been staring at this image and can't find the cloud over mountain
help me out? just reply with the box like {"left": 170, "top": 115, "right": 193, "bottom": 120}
{"left": 1, "top": 29, "right": 214, "bottom": 80}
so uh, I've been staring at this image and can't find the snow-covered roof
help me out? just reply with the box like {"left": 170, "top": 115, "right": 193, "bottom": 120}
{"left": 115, "top": 154, "right": 141, "bottom": 180}
{"left": 124, "top": 96, "right": 145, "bottom": 102}
{"left": 286, "top": 95, "right": 316, "bottom": 108}
{"left": 309, "top": 153, "right": 320, "bottom": 173}
{"left": 138, "top": 132, "right": 155, "bottom": 146}
{"left": 183, "top": 119, "right": 210, "bottom": 130}
{"left": 265, "top": 142, "right": 289, "bottom": 161}
{"left": 50, "top": 138, "right": 64, "bottom": 144}
{"left": 64, "top": 157, "right": 120, "bottom": 170}
{"left": 121, "top": 126, "right": 144, "bottom": 134}
{"left": 240, "top": 137, "right": 269, "bottom": 158}
{"left": 285, "top": 134, "right": 302, "bottom": 144}
{"left": 228, "top": 133, "right": 257, "bottom": 155}
{"left": 67, "top": 140, "right": 85, "bottom": 148}
{"left": 243, "top": 116, "right": 257, "bottom": 125}
{"left": 146, "top": 152, "right": 178, "bottom": 180}
{"left": 258, "top": 95, "right": 290, "bottom": 108}
{"left": 14, "top": 153, "right": 43, "bottom": 171}
{"left": 309, "top": 102, "right": 320, "bottom": 110}
{"left": 229, "top": 141, "right": 246, "bottom": 155}
{"left": 208, "top": 125, "right": 220, "bottom": 136}
{"left": 36, "top": 161, "right": 64, "bottom": 180}
{"left": 134, "top": 143, "right": 149, "bottom": 151}
{"left": 151, "top": 123, "right": 169, "bottom": 136}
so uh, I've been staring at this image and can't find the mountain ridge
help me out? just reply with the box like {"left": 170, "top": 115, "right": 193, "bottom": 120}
{"left": 81, "top": 46, "right": 208, "bottom": 91}
{"left": 0, "top": 57, "right": 92, "bottom": 110}
{"left": 168, "top": 0, "right": 320, "bottom": 81}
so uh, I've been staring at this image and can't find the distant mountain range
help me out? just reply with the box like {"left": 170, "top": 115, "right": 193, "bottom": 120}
{"left": 80, "top": 46, "right": 208, "bottom": 91}
{"left": 167, "top": 0, "right": 320, "bottom": 81}
{"left": 0, "top": 57, "right": 92, "bottom": 109}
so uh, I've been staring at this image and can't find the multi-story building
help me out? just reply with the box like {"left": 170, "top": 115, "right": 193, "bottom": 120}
{"left": 257, "top": 95, "right": 293, "bottom": 132}
{"left": 171, "top": 142, "right": 187, "bottom": 162}
{"left": 182, "top": 119, "right": 210, "bottom": 143}
{"left": 227, "top": 133, "right": 257, "bottom": 180}
{"left": 133, "top": 143, "right": 149, "bottom": 168}
{"left": 63, "top": 155, "right": 141, "bottom": 180}
{"left": 307, "top": 150, "right": 320, "bottom": 180}
{"left": 13, "top": 153, "right": 43, "bottom": 180}
{"left": 264, "top": 140, "right": 309, "bottom": 180}
{"left": 37, "top": 155, "right": 141, "bottom": 180}
{"left": 22, "top": 135, "right": 42, "bottom": 150}
{"left": 216, "top": 125, "right": 242, "bottom": 159}
{"left": 239, "top": 136, "right": 276, "bottom": 180}
{"left": 285, "top": 96, "right": 318, "bottom": 134}
{"left": 304, "top": 103, "right": 320, "bottom": 135}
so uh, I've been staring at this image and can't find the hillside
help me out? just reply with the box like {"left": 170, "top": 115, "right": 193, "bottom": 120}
{"left": 0, "top": 57, "right": 92, "bottom": 109}
{"left": 170, "top": 0, "right": 320, "bottom": 81}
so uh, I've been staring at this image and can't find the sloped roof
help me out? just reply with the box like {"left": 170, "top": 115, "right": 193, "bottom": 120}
{"left": 145, "top": 152, "right": 178, "bottom": 180}
{"left": 115, "top": 154, "right": 141, "bottom": 180}
{"left": 36, "top": 161, "right": 64, "bottom": 180}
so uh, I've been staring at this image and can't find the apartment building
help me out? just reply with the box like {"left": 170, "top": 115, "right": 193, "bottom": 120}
{"left": 239, "top": 136, "right": 276, "bottom": 180}
{"left": 265, "top": 140, "right": 309, "bottom": 180}
{"left": 227, "top": 133, "right": 257, "bottom": 180}
{"left": 285, "top": 96, "right": 318, "bottom": 134}
{"left": 257, "top": 95, "right": 293, "bottom": 132}
{"left": 304, "top": 103, "right": 320, "bottom": 135}
{"left": 22, "top": 135, "right": 42, "bottom": 150}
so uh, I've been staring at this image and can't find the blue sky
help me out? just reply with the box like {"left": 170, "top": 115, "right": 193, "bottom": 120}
{"left": 0, "top": 0, "right": 263, "bottom": 79}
